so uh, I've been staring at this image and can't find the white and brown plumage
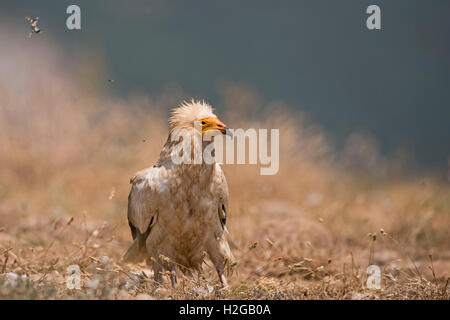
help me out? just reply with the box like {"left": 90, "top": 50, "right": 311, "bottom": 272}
{"left": 123, "top": 100, "right": 234, "bottom": 287}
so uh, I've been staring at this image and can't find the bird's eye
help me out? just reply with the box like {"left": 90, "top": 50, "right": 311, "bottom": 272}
{"left": 201, "top": 121, "right": 206, "bottom": 125}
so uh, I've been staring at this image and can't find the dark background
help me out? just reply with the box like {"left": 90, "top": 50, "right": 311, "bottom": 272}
{"left": 1, "top": 0, "right": 449, "bottom": 171}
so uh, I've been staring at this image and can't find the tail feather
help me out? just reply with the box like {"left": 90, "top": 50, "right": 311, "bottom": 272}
{"left": 122, "top": 222, "right": 151, "bottom": 263}
{"left": 122, "top": 238, "right": 146, "bottom": 263}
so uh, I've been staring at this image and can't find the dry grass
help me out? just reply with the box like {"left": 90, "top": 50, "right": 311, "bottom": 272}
{"left": 0, "top": 29, "right": 449, "bottom": 300}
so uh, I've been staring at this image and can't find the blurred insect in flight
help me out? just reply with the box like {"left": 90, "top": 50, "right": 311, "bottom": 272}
{"left": 25, "top": 16, "right": 41, "bottom": 38}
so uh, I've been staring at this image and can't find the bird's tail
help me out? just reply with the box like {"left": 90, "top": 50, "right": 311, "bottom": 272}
{"left": 122, "top": 238, "right": 146, "bottom": 263}
{"left": 122, "top": 220, "right": 152, "bottom": 263}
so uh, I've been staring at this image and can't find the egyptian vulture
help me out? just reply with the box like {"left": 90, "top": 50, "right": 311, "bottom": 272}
{"left": 123, "top": 100, "right": 234, "bottom": 287}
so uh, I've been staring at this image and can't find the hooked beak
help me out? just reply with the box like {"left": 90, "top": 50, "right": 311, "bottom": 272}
{"left": 201, "top": 117, "right": 233, "bottom": 137}
{"left": 224, "top": 128, "right": 233, "bottom": 138}
{"left": 215, "top": 121, "right": 232, "bottom": 137}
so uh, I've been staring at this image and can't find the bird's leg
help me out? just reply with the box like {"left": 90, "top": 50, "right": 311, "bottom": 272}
{"left": 151, "top": 261, "right": 162, "bottom": 284}
{"left": 169, "top": 264, "right": 178, "bottom": 288}
{"left": 170, "top": 275, "right": 177, "bottom": 288}
{"left": 216, "top": 266, "right": 228, "bottom": 288}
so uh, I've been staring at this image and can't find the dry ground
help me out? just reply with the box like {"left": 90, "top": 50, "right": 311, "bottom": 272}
{"left": 0, "top": 30, "right": 449, "bottom": 300}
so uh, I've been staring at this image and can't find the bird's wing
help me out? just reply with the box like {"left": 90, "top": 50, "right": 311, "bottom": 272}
{"left": 123, "top": 166, "right": 164, "bottom": 263}
{"left": 214, "top": 164, "right": 229, "bottom": 232}
{"left": 128, "top": 166, "right": 163, "bottom": 236}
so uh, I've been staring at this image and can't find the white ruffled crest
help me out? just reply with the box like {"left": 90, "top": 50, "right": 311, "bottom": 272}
{"left": 169, "top": 99, "right": 215, "bottom": 132}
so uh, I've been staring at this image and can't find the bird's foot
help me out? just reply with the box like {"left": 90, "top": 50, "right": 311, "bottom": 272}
{"left": 216, "top": 266, "right": 228, "bottom": 288}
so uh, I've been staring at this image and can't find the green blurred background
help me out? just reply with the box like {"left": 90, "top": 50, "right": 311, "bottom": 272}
{"left": 1, "top": 0, "right": 449, "bottom": 172}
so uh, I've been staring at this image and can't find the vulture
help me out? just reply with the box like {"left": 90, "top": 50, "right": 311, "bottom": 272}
{"left": 123, "top": 100, "right": 234, "bottom": 287}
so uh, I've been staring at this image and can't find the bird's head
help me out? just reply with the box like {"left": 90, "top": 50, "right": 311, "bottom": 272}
{"left": 198, "top": 116, "right": 228, "bottom": 136}
{"left": 169, "top": 99, "right": 231, "bottom": 137}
